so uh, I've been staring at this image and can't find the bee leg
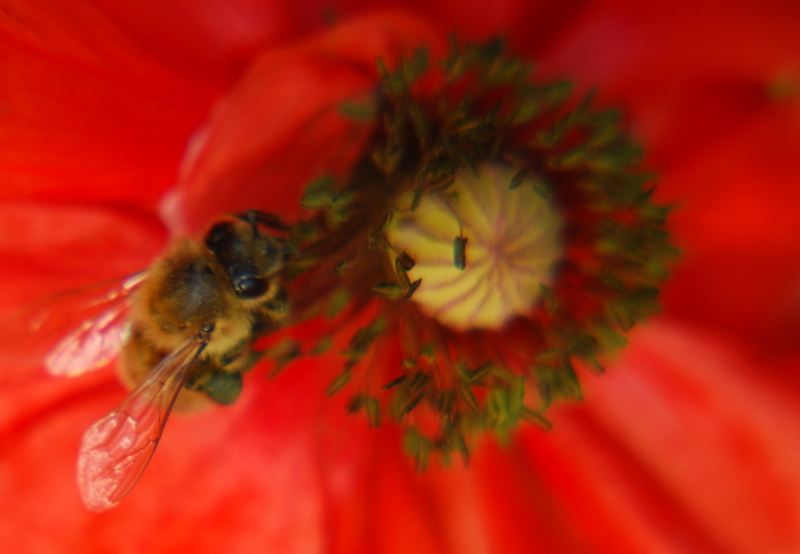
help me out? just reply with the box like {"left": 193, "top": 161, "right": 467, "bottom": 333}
{"left": 185, "top": 358, "right": 244, "bottom": 406}
{"left": 199, "top": 370, "right": 243, "bottom": 405}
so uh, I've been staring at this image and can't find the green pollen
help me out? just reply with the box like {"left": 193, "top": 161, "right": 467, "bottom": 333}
{"left": 275, "top": 38, "right": 677, "bottom": 468}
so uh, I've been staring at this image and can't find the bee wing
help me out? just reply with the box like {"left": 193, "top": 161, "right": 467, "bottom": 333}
{"left": 77, "top": 335, "right": 208, "bottom": 512}
{"left": 0, "top": 273, "right": 145, "bottom": 377}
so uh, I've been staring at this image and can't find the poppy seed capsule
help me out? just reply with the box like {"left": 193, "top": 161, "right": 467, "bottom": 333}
{"left": 384, "top": 163, "right": 563, "bottom": 330}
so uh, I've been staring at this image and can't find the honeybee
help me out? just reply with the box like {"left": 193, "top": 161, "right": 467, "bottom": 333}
{"left": 40, "top": 211, "right": 291, "bottom": 511}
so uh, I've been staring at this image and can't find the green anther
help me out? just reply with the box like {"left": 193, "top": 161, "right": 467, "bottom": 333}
{"left": 300, "top": 175, "right": 335, "bottom": 210}
{"left": 401, "top": 279, "right": 421, "bottom": 301}
{"left": 343, "top": 319, "right": 385, "bottom": 359}
{"left": 263, "top": 339, "right": 303, "bottom": 377}
{"left": 397, "top": 251, "right": 415, "bottom": 270}
{"left": 513, "top": 81, "right": 573, "bottom": 124}
{"left": 598, "top": 268, "right": 629, "bottom": 294}
{"left": 408, "top": 104, "right": 429, "bottom": 148}
{"left": 401, "top": 393, "right": 424, "bottom": 416}
{"left": 534, "top": 348, "right": 562, "bottom": 362}
{"left": 453, "top": 236, "right": 467, "bottom": 270}
{"left": 347, "top": 394, "right": 365, "bottom": 413}
{"left": 372, "top": 282, "right": 404, "bottom": 300}
{"left": 325, "top": 289, "right": 350, "bottom": 319}
{"left": 583, "top": 353, "right": 605, "bottom": 373}
{"left": 310, "top": 336, "right": 333, "bottom": 356}
{"left": 376, "top": 57, "right": 390, "bottom": 80}
{"left": 487, "top": 387, "right": 510, "bottom": 420}
{"left": 382, "top": 375, "right": 408, "bottom": 390}
{"left": 535, "top": 360, "right": 582, "bottom": 407}
{"left": 347, "top": 394, "right": 380, "bottom": 426}
{"left": 365, "top": 396, "right": 381, "bottom": 427}
{"left": 454, "top": 432, "right": 470, "bottom": 466}
{"left": 338, "top": 99, "right": 377, "bottom": 122}
{"left": 375, "top": 212, "right": 392, "bottom": 234}
{"left": 404, "top": 48, "right": 429, "bottom": 82}
{"left": 529, "top": 175, "right": 554, "bottom": 199}
{"left": 595, "top": 325, "right": 628, "bottom": 352}
{"left": 537, "top": 283, "right": 558, "bottom": 314}
{"left": 328, "top": 192, "right": 354, "bottom": 225}
{"left": 408, "top": 371, "right": 429, "bottom": 391}
{"left": 509, "top": 170, "right": 526, "bottom": 189}
{"left": 468, "top": 363, "right": 492, "bottom": 385}
{"left": 326, "top": 370, "right": 351, "bottom": 396}
{"left": 489, "top": 364, "right": 516, "bottom": 384}
{"left": 419, "top": 344, "right": 435, "bottom": 363}
{"left": 394, "top": 257, "right": 411, "bottom": 288}
{"left": 366, "top": 231, "right": 378, "bottom": 250}
{"left": 550, "top": 147, "right": 587, "bottom": 170}
{"left": 459, "top": 385, "right": 480, "bottom": 411}
{"left": 403, "top": 428, "right": 431, "bottom": 471}
{"left": 334, "top": 260, "right": 352, "bottom": 275}
{"left": 437, "top": 390, "right": 455, "bottom": 413}
{"left": 640, "top": 204, "right": 671, "bottom": 225}
{"left": 409, "top": 186, "right": 424, "bottom": 211}
{"left": 455, "top": 362, "right": 471, "bottom": 383}
{"left": 520, "top": 406, "right": 552, "bottom": 431}
{"left": 510, "top": 377, "right": 525, "bottom": 411}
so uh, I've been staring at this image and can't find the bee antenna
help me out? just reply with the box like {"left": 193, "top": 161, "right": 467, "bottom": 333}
{"left": 246, "top": 210, "right": 260, "bottom": 238}
{"left": 235, "top": 211, "right": 288, "bottom": 232}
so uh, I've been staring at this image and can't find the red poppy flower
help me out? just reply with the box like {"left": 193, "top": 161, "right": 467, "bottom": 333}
{"left": 2, "top": 1, "right": 800, "bottom": 553}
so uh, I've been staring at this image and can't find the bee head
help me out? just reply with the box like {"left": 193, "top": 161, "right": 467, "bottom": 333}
{"left": 203, "top": 212, "right": 287, "bottom": 301}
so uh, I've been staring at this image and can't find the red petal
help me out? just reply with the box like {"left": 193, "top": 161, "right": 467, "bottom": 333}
{"left": 537, "top": 0, "right": 800, "bottom": 174}
{"left": 0, "top": 0, "right": 220, "bottom": 208}
{"left": 88, "top": 0, "right": 305, "bottom": 82}
{"left": 0, "top": 204, "right": 165, "bottom": 317}
{"left": 661, "top": 101, "right": 800, "bottom": 355}
{"left": 170, "top": 12, "right": 446, "bottom": 233}
{"left": 520, "top": 322, "right": 800, "bottom": 553}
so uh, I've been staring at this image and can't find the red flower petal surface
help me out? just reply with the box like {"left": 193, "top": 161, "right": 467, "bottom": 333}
{"left": 168, "top": 12, "right": 445, "bottom": 234}
{"left": 0, "top": 0, "right": 220, "bottom": 210}
{"left": 86, "top": 0, "right": 306, "bottom": 82}
{"left": 545, "top": 322, "right": 800, "bottom": 554}
{"left": 0, "top": 204, "right": 165, "bottom": 318}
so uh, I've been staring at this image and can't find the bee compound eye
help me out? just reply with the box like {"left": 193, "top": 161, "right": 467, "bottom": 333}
{"left": 235, "top": 275, "right": 268, "bottom": 299}
{"left": 204, "top": 222, "right": 234, "bottom": 254}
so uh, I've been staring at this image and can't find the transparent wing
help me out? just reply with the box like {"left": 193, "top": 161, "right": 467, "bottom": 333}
{"left": 0, "top": 273, "right": 145, "bottom": 376}
{"left": 77, "top": 335, "right": 208, "bottom": 512}
{"left": 45, "top": 274, "right": 146, "bottom": 376}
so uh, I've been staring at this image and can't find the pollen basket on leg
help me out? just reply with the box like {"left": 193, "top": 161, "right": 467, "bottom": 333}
{"left": 384, "top": 163, "right": 563, "bottom": 330}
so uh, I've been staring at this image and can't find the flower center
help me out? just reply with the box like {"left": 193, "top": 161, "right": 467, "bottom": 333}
{"left": 266, "top": 39, "right": 677, "bottom": 468}
{"left": 384, "top": 163, "right": 562, "bottom": 330}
